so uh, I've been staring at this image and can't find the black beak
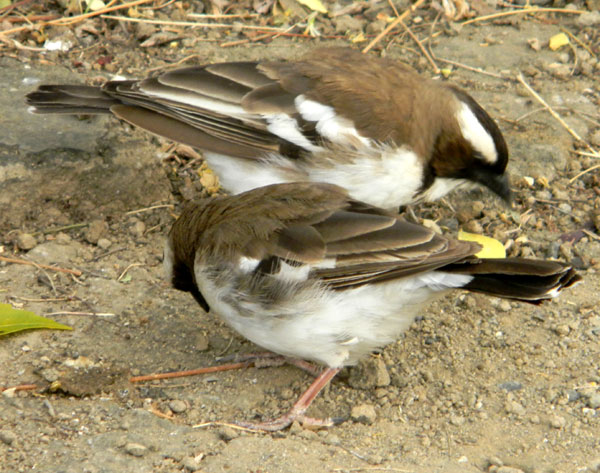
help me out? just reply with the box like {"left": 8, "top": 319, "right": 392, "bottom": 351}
{"left": 467, "top": 167, "right": 512, "bottom": 204}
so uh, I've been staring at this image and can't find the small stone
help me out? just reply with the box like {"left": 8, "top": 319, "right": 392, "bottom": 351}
{"left": 40, "top": 368, "right": 59, "bottom": 383}
{"left": 530, "top": 414, "right": 540, "bottom": 424}
{"left": 587, "top": 393, "right": 600, "bottom": 409}
{"left": 168, "top": 399, "right": 187, "bottom": 413}
{"left": 289, "top": 421, "right": 303, "bottom": 434}
{"left": 463, "top": 220, "right": 483, "bottom": 234}
{"left": 549, "top": 414, "right": 566, "bottom": 429}
{"left": 505, "top": 400, "right": 526, "bottom": 416}
{"left": 488, "top": 456, "right": 503, "bottom": 467}
{"left": 351, "top": 403, "right": 377, "bottom": 424}
{"left": 333, "top": 14, "right": 363, "bottom": 33}
{"left": 554, "top": 324, "right": 570, "bottom": 336}
{"left": 97, "top": 238, "right": 112, "bottom": 250}
{"left": 348, "top": 357, "right": 390, "bottom": 389}
{"left": 498, "top": 381, "right": 522, "bottom": 392}
{"left": 85, "top": 220, "right": 108, "bottom": 244}
{"left": 449, "top": 414, "right": 465, "bottom": 426}
{"left": 17, "top": 233, "right": 37, "bottom": 250}
{"left": 576, "top": 10, "right": 600, "bottom": 26}
{"left": 498, "top": 300, "right": 512, "bottom": 312}
{"left": 182, "top": 456, "right": 202, "bottom": 472}
{"left": 0, "top": 430, "right": 17, "bottom": 446}
{"left": 217, "top": 425, "right": 239, "bottom": 442}
{"left": 130, "top": 220, "right": 146, "bottom": 238}
{"left": 125, "top": 442, "right": 147, "bottom": 457}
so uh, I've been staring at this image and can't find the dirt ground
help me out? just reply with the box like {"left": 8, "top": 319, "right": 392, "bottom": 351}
{"left": 1, "top": 2, "right": 600, "bottom": 472}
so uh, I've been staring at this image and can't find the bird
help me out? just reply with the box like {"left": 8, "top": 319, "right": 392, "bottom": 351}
{"left": 26, "top": 47, "right": 510, "bottom": 208}
{"left": 163, "top": 182, "right": 580, "bottom": 431}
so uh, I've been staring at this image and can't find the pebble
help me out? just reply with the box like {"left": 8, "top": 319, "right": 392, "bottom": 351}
{"left": 348, "top": 357, "right": 390, "bottom": 389}
{"left": 498, "top": 381, "right": 522, "bottom": 392}
{"left": 182, "top": 456, "right": 203, "bottom": 472}
{"left": 587, "top": 394, "right": 600, "bottom": 409}
{"left": 549, "top": 414, "right": 566, "bottom": 429}
{"left": 85, "top": 220, "right": 108, "bottom": 244}
{"left": 576, "top": 10, "right": 600, "bottom": 26}
{"left": 351, "top": 404, "right": 377, "bottom": 424}
{"left": 554, "top": 324, "right": 570, "bottom": 336}
{"left": 124, "top": 442, "right": 147, "bottom": 457}
{"left": 17, "top": 233, "right": 37, "bottom": 250}
{"left": 0, "top": 430, "right": 17, "bottom": 446}
{"left": 130, "top": 220, "right": 146, "bottom": 238}
{"left": 449, "top": 414, "right": 465, "bottom": 426}
{"left": 217, "top": 425, "right": 239, "bottom": 442}
{"left": 168, "top": 400, "right": 187, "bottom": 414}
{"left": 97, "top": 238, "right": 112, "bottom": 250}
{"left": 463, "top": 220, "right": 483, "bottom": 234}
{"left": 505, "top": 400, "right": 526, "bottom": 416}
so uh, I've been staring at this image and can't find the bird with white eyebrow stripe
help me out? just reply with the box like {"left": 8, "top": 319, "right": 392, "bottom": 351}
{"left": 26, "top": 47, "right": 511, "bottom": 208}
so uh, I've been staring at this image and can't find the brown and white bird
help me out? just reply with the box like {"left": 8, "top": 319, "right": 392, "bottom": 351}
{"left": 164, "top": 182, "right": 579, "bottom": 431}
{"left": 26, "top": 47, "right": 510, "bottom": 208}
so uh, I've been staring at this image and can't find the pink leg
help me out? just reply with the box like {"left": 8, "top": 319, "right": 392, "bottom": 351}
{"left": 236, "top": 367, "right": 342, "bottom": 431}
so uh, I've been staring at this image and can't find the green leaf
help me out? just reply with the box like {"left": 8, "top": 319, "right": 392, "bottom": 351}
{"left": 0, "top": 303, "right": 72, "bottom": 336}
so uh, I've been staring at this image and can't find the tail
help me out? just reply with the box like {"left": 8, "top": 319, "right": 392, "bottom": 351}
{"left": 26, "top": 84, "right": 123, "bottom": 114}
{"left": 444, "top": 258, "right": 581, "bottom": 303}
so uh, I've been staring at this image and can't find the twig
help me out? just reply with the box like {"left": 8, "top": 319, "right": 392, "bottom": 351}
{"left": 397, "top": 20, "right": 439, "bottom": 73}
{"left": 461, "top": 7, "right": 587, "bottom": 27}
{"left": 124, "top": 204, "right": 174, "bottom": 216}
{"left": 0, "top": 0, "right": 154, "bottom": 35}
{"left": 569, "top": 164, "right": 600, "bottom": 183}
{"left": 574, "top": 150, "right": 600, "bottom": 159}
{"left": 9, "top": 295, "right": 71, "bottom": 303}
{"left": 0, "top": 384, "right": 38, "bottom": 393}
{"left": 187, "top": 12, "right": 260, "bottom": 19}
{"left": 582, "top": 229, "right": 600, "bottom": 241}
{"left": 560, "top": 27, "right": 596, "bottom": 59}
{"left": 89, "top": 246, "right": 126, "bottom": 262}
{"left": 0, "top": 256, "right": 82, "bottom": 277}
{"left": 45, "top": 311, "right": 116, "bottom": 317}
{"left": 516, "top": 73, "right": 597, "bottom": 154}
{"left": 220, "top": 13, "right": 309, "bottom": 47}
{"left": 435, "top": 57, "right": 505, "bottom": 79}
{"left": 100, "top": 15, "right": 287, "bottom": 31}
{"left": 362, "top": 0, "right": 427, "bottom": 53}
{"left": 39, "top": 222, "right": 89, "bottom": 235}
{"left": 117, "top": 263, "right": 144, "bottom": 281}
{"left": 130, "top": 362, "right": 252, "bottom": 382}
{"left": 192, "top": 421, "right": 260, "bottom": 432}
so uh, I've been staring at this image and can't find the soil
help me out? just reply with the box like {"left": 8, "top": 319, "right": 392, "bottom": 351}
{"left": 1, "top": 2, "right": 600, "bottom": 473}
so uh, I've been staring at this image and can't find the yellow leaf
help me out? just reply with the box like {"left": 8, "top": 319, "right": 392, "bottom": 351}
{"left": 549, "top": 33, "right": 569, "bottom": 51}
{"left": 0, "top": 0, "right": 12, "bottom": 9}
{"left": 440, "top": 68, "right": 452, "bottom": 78}
{"left": 458, "top": 230, "right": 506, "bottom": 259}
{"left": 0, "top": 303, "right": 72, "bottom": 336}
{"left": 296, "top": 0, "right": 327, "bottom": 14}
{"left": 87, "top": 0, "right": 106, "bottom": 11}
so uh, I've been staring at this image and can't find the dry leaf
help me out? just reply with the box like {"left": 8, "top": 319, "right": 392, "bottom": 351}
{"left": 296, "top": 0, "right": 327, "bottom": 14}
{"left": 458, "top": 230, "right": 506, "bottom": 259}
{"left": 549, "top": 33, "right": 569, "bottom": 51}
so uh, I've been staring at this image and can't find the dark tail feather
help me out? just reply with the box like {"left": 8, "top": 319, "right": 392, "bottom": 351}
{"left": 444, "top": 258, "right": 581, "bottom": 303}
{"left": 26, "top": 85, "right": 120, "bottom": 114}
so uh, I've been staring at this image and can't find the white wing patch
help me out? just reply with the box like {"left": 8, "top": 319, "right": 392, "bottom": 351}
{"left": 456, "top": 102, "right": 498, "bottom": 164}
{"left": 295, "top": 95, "right": 372, "bottom": 147}
{"left": 265, "top": 113, "right": 322, "bottom": 152}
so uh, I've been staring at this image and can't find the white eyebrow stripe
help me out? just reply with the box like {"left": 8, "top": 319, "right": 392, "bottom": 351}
{"left": 455, "top": 101, "right": 498, "bottom": 164}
